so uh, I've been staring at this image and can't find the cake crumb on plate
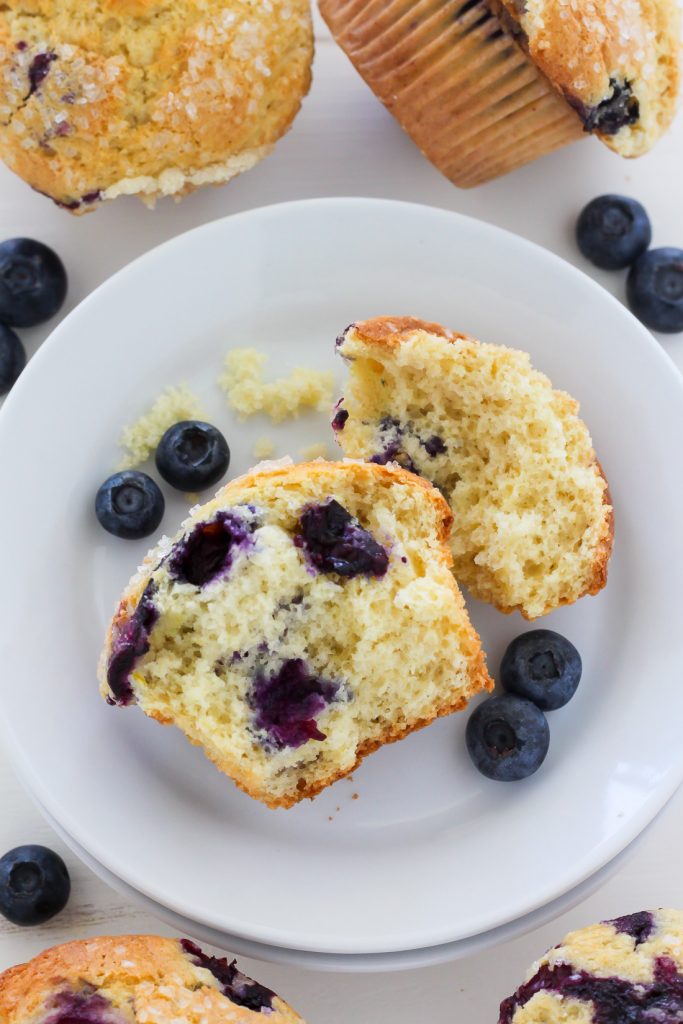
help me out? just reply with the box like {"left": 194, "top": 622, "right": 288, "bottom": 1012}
{"left": 219, "top": 347, "right": 333, "bottom": 422}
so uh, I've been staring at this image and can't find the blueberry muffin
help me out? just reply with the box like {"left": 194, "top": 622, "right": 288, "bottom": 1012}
{"left": 99, "top": 459, "right": 492, "bottom": 808}
{"left": 499, "top": 909, "right": 683, "bottom": 1023}
{"left": 0, "top": 934, "right": 304, "bottom": 1023}
{"left": 333, "top": 317, "right": 613, "bottom": 620}
{"left": 319, "top": 0, "right": 680, "bottom": 187}
{"left": 0, "top": 0, "right": 313, "bottom": 212}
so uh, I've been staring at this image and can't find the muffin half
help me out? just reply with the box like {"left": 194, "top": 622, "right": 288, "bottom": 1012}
{"left": 99, "top": 459, "right": 491, "bottom": 808}
{"left": 333, "top": 317, "right": 614, "bottom": 619}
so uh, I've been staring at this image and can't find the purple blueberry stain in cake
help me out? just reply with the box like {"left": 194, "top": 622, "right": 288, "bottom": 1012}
{"left": 296, "top": 498, "right": 389, "bottom": 578}
{"left": 606, "top": 910, "right": 655, "bottom": 946}
{"left": 106, "top": 581, "right": 158, "bottom": 706}
{"left": 368, "top": 417, "right": 418, "bottom": 472}
{"left": 61, "top": 91, "right": 76, "bottom": 104}
{"left": 498, "top": 955, "right": 683, "bottom": 1024}
{"left": 181, "top": 939, "right": 276, "bottom": 1013}
{"left": 16, "top": 41, "right": 28, "bottom": 52}
{"left": 568, "top": 78, "right": 640, "bottom": 136}
{"left": 250, "top": 658, "right": 341, "bottom": 750}
{"left": 335, "top": 323, "right": 355, "bottom": 349}
{"left": 43, "top": 987, "right": 124, "bottom": 1024}
{"left": 31, "top": 186, "right": 103, "bottom": 211}
{"left": 422, "top": 434, "right": 447, "bottom": 457}
{"left": 331, "top": 400, "right": 349, "bottom": 433}
{"left": 27, "top": 51, "right": 57, "bottom": 97}
{"left": 169, "top": 509, "right": 258, "bottom": 588}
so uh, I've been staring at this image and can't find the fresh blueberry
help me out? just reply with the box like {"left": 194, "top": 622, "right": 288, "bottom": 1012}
{"left": 156, "top": 420, "right": 230, "bottom": 491}
{"left": 0, "top": 323, "right": 26, "bottom": 395}
{"left": 0, "top": 238, "right": 67, "bottom": 327}
{"left": 95, "top": 471, "right": 164, "bottom": 540}
{"left": 576, "top": 195, "right": 651, "bottom": 270}
{"left": 0, "top": 845, "right": 70, "bottom": 925}
{"left": 466, "top": 694, "right": 549, "bottom": 781}
{"left": 627, "top": 247, "right": 683, "bottom": 333}
{"left": 500, "top": 629, "right": 581, "bottom": 711}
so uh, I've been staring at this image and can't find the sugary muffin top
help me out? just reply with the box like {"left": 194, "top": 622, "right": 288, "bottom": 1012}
{"left": 500, "top": 909, "right": 683, "bottom": 1024}
{"left": 0, "top": 934, "right": 304, "bottom": 1023}
{"left": 0, "top": 0, "right": 312, "bottom": 210}
{"left": 496, "top": 0, "right": 680, "bottom": 156}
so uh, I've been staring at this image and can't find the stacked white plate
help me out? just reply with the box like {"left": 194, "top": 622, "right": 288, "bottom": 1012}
{"left": 1, "top": 199, "right": 683, "bottom": 970}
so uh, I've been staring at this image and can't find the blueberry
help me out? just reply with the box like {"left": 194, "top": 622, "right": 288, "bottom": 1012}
{"left": 156, "top": 420, "right": 230, "bottom": 491}
{"left": 0, "top": 323, "right": 26, "bottom": 395}
{"left": 576, "top": 195, "right": 651, "bottom": 270}
{"left": 95, "top": 471, "right": 164, "bottom": 540}
{"left": 0, "top": 238, "right": 67, "bottom": 327}
{"left": 466, "top": 694, "right": 549, "bottom": 781}
{"left": 627, "top": 247, "right": 683, "bottom": 333}
{"left": 181, "top": 940, "right": 276, "bottom": 1012}
{"left": 297, "top": 499, "right": 389, "bottom": 577}
{"left": 250, "top": 658, "right": 341, "bottom": 750}
{"left": 500, "top": 629, "right": 581, "bottom": 711}
{"left": 0, "top": 845, "right": 70, "bottom": 925}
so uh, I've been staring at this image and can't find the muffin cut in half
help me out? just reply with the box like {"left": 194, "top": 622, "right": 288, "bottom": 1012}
{"left": 319, "top": 0, "right": 680, "bottom": 187}
{"left": 99, "top": 459, "right": 491, "bottom": 808}
{"left": 0, "top": 934, "right": 304, "bottom": 1023}
{"left": 499, "top": 909, "right": 683, "bottom": 1024}
{"left": 333, "top": 317, "right": 614, "bottom": 620}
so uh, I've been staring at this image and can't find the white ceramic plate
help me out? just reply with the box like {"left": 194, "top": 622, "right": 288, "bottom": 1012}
{"left": 37, "top": 791, "right": 655, "bottom": 973}
{"left": 1, "top": 198, "right": 682, "bottom": 956}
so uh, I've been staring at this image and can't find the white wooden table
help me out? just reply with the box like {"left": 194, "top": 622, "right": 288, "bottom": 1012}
{"left": 2, "top": 12, "right": 683, "bottom": 1022}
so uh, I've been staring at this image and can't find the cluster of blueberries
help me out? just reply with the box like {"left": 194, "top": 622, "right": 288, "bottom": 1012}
{"left": 0, "top": 237, "right": 67, "bottom": 395}
{"left": 576, "top": 194, "right": 683, "bottom": 333}
{"left": 467, "top": 630, "right": 582, "bottom": 781}
{"left": 96, "top": 420, "right": 231, "bottom": 540}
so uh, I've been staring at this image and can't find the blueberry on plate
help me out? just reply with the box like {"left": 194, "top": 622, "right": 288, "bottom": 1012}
{"left": 576, "top": 195, "right": 651, "bottom": 270}
{"left": 156, "top": 420, "right": 230, "bottom": 491}
{"left": 0, "top": 845, "right": 70, "bottom": 926}
{"left": 501, "top": 629, "right": 582, "bottom": 711}
{"left": 627, "top": 247, "right": 683, "bottom": 334}
{"left": 96, "top": 470, "right": 164, "bottom": 540}
{"left": 466, "top": 694, "right": 549, "bottom": 781}
{"left": 0, "top": 238, "right": 67, "bottom": 327}
{"left": 0, "top": 323, "right": 26, "bottom": 395}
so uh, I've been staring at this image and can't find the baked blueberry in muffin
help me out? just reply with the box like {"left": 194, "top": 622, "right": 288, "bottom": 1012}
{"left": 0, "top": 935, "right": 304, "bottom": 1023}
{"left": 499, "top": 909, "right": 683, "bottom": 1024}
{"left": 99, "top": 459, "right": 491, "bottom": 808}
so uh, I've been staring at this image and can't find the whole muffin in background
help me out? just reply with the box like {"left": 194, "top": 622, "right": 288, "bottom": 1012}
{"left": 499, "top": 909, "right": 683, "bottom": 1023}
{"left": 0, "top": 0, "right": 313, "bottom": 212}
{"left": 319, "top": 0, "right": 680, "bottom": 188}
{"left": 0, "top": 934, "right": 305, "bottom": 1022}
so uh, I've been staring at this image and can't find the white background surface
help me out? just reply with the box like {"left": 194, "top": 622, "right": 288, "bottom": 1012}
{"left": 1, "top": 10, "right": 683, "bottom": 1022}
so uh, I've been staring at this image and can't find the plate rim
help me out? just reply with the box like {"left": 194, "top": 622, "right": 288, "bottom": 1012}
{"left": 1, "top": 196, "right": 683, "bottom": 954}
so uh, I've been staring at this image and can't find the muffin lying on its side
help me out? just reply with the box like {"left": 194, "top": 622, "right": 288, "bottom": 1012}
{"left": 0, "top": 934, "right": 304, "bottom": 1023}
{"left": 99, "top": 459, "right": 491, "bottom": 808}
{"left": 319, "top": 0, "right": 680, "bottom": 187}
{"left": 499, "top": 909, "right": 683, "bottom": 1024}
{"left": 334, "top": 317, "right": 613, "bottom": 620}
{"left": 0, "top": 0, "right": 313, "bottom": 212}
